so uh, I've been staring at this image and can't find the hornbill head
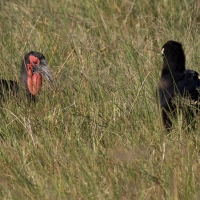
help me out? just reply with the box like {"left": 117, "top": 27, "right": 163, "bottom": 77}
{"left": 20, "top": 51, "right": 53, "bottom": 97}
{"left": 161, "top": 40, "right": 186, "bottom": 75}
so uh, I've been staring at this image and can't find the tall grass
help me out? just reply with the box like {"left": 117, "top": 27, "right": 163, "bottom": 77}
{"left": 0, "top": 0, "right": 200, "bottom": 199}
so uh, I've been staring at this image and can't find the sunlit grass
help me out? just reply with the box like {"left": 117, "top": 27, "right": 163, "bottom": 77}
{"left": 0, "top": 0, "right": 200, "bottom": 199}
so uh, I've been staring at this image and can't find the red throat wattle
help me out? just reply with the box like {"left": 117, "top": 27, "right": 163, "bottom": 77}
{"left": 27, "top": 55, "right": 43, "bottom": 95}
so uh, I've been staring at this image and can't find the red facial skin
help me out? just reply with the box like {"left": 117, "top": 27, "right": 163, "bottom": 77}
{"left": 27, "top": 55, "right": 42, "bottom": 95}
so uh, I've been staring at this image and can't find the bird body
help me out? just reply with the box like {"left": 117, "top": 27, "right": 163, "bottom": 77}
{"left": 157, "top": 41, "right": 200, "bottom": 130}
{"left": 0, "top": 79, "right": 18, "bottom": 100}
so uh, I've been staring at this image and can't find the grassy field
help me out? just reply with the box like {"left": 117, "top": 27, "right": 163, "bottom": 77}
{"left": 0, "top": 0, "right": 200, "bottom": 199}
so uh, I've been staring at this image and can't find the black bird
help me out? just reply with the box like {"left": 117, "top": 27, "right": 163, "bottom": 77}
{"left": 157, "top": 40, "right": 200, "bottom": 130}
{"left": 0, "top": 51, "right": 53, "bottom": 101}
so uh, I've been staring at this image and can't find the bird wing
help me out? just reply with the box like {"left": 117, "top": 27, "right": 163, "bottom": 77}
{"left": 158, "top": 70, "right": 200, "bottom": 110}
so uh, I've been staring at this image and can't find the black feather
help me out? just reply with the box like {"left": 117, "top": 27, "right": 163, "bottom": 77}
{"left": 157, "top": 40, "right": 200, "bottom": 130}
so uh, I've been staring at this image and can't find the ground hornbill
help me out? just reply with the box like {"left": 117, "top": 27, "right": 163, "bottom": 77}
{"left": 157, "top": 40, "right": 200, "bottom": 130}
{"left": 0, "top": 51, "right": 53, "bottom": 101}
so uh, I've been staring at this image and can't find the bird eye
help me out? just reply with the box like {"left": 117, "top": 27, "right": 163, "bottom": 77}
{"left": 31, "top": 67, "right": 35, "bottom": 73}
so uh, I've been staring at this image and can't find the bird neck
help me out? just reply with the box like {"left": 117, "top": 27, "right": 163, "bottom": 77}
{"left": 161, "top": 59, "right": 185, "bottom": 77}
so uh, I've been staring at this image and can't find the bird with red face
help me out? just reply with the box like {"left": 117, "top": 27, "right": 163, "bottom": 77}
{"left": 0, "top": 51, "right": 53, "bottom": 101}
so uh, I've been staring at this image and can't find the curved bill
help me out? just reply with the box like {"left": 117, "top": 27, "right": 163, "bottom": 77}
{"left": 32, "top": 59, "right": 54, "bottom": 88}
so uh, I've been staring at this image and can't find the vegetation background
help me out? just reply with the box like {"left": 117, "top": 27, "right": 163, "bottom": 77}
{"left": 0, "top": 0, "right": 200, "bottom": 199}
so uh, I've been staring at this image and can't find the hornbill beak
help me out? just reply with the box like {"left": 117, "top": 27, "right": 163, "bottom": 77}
{"left": 32, "top": 59, "right": 54, "bottom": 88}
